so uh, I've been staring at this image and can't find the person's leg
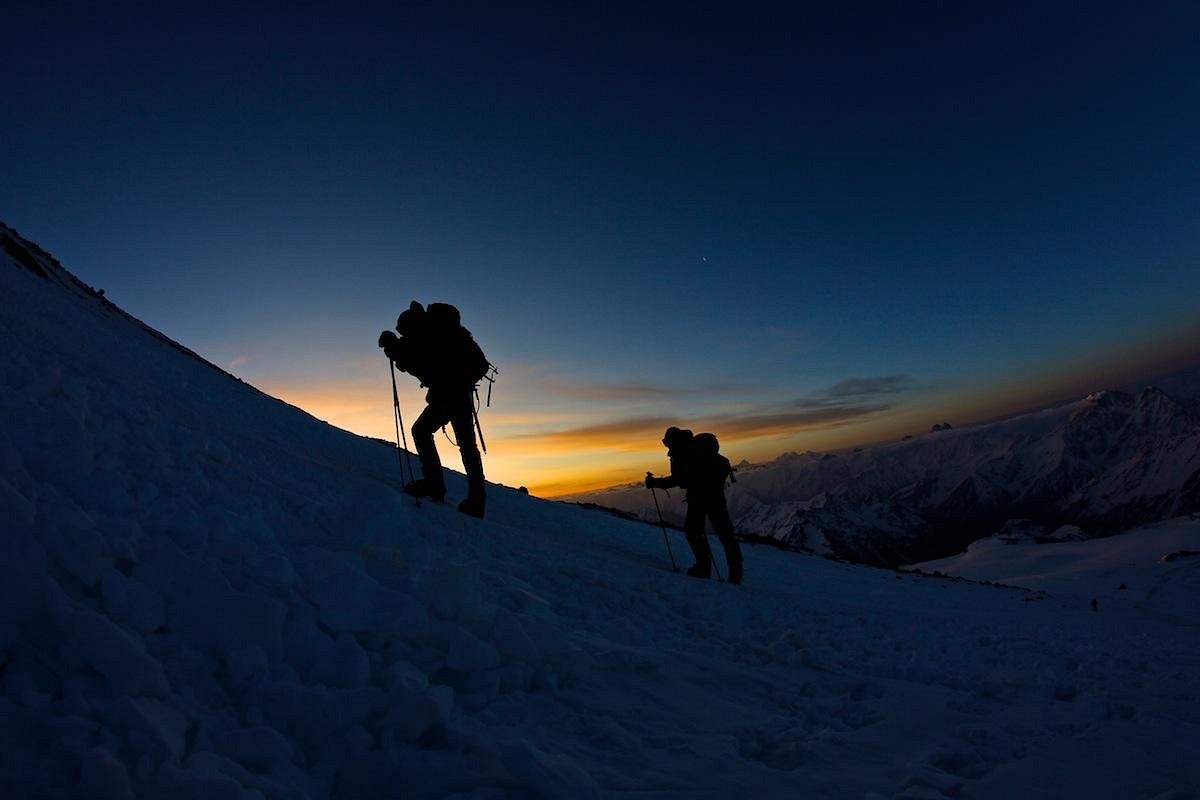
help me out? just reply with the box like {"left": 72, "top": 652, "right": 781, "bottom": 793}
{"left": 449, "top": 400, "right": 485, "bottom": 517}
{"left": 683, "top": 499, "right": 712, "bottom": 578}
{"left": 410, "top": 402, "right": 452, "bottom": 499}
{"left": 710, "top": 497, "right": 743, "bottom": 584}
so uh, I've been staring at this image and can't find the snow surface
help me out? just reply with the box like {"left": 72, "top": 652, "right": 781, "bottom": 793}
{"left": 913, "top": 517, "right": 1200, "bottom": 626}
{"left": 2, "top": 223, "right": 1199, "bottom": 799}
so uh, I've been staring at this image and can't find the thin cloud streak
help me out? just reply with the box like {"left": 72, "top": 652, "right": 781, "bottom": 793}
{"left": 824, "top": 375, "right": 911, "bottom": 398}
{"left": 536, "top": 382, "right": 676, "bottom": 401}
{"left": 506, "top": 373, "right": 916, "bottom": 451}
{"left": 533, "top": 379, "right": 750, "bottom": 402}
{"left": 529, "top": 466, "right": 646, "bottom": 497}
{"left": 509, "top": 402, "right": 893, "bottom": 450}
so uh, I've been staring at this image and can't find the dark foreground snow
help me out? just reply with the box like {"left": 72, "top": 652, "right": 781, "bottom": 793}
{"left": 1, "top": 226, "right": 1198, "bottom": 798}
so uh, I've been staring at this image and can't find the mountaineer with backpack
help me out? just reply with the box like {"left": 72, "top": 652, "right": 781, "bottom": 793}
{"left": 378, "top": 301, "right": 492, "bottom": 518}
{"left": 646, "top": 427, "right": 744, "bottom": 584}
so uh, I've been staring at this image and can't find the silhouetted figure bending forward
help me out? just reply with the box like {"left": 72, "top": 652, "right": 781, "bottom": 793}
{"left": 379, "top": 301, "right": 490, "bottom": 518}
{"left": 646, "top": 427, "right": 743, "bottom": 583}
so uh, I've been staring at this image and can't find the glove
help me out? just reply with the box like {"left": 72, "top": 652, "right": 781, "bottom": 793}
{"left": 382, "top": 334, "right": 412, "bottom": 373}
{"left": 645, "top": 474, "right": 665, "bottom": 489}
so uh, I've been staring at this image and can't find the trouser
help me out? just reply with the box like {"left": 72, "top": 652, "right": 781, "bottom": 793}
{"left": 684, "top": 493, "right": 743, "bottom": 576}
{"left": 411, "top": 393, "right": 485, "bottom": 501}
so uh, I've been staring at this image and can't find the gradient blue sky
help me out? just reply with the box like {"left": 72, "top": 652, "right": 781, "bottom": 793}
{"left": 5, "top": 2, "right": 1199, "bottom": 493}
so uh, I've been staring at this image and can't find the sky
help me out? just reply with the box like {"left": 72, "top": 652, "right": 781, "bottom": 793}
{"left": 4, "top": 2, "right": 1200, "bottom": 495}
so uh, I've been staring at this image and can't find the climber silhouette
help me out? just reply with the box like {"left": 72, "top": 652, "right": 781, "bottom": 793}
{"left": 646, "top": 427, "right": 744, "bottom": 583}
{"left": 379, "top": 301, "right": 490, "bottom": 518}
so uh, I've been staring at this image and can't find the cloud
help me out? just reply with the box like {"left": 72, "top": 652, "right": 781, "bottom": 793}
{"left": 511, "top": 402, "right": 891, "bottom": 451}
{"left": 508, "top": 373, "right": 914, "bottom": 454}
{"left": 506, "top": 415, "right": 673, "bottom": 448}
{"left": 537, "top": 382, "right": 677, "bottom": 401}
{"left": 229, "top": 355, "right": 250, "bottom": 370}
{"left": 711, "top": 404, "right": 891, "bottom": 437}
{"left": 528, "top": 466, "right": 647, "bottom": 497}
{"left": 823, "top": 375, "right": 912, "bottom": 398}
{"left": 531, "top": 379, "right": 749, "bottom": 402}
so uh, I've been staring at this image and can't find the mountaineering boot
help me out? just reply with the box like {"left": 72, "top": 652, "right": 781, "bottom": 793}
{"left": 457, "top": 495, "right": 485, "bottom": 518}
{"left": 458, "top": 444, "right": 486, "bottom": 518}
{"left": 404, "top": 478, "right": 446, "bottom": 502}
{"left": 727, "top": 560, "right": 743, "bottom": 585}
{"left": 684, "top": 529, "right": 713, "bottom": 578}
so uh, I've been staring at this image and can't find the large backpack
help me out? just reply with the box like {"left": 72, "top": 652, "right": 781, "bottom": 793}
{"left": 423, "top": 302, "right": 492, "bottom": 386}
{"left": 690, "top": 433, "right": 734, "bottom": 491}
{"left": 425, "top": 302, "right": 462, "bottom": 330}
{"left": 665, "top": 428, "right": 695, "bottom": 488}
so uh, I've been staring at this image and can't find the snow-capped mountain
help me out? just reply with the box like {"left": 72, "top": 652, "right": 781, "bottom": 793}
{"left": 2, "top": 221, "right": 1198, "bottom": 798}
{"left": 571, "top": 379, "right": 1200, "bottom": 566}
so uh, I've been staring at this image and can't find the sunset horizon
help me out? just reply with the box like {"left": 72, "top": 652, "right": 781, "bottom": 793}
{"left": 245, "top": 311, "right": 1199, "bottom": 497}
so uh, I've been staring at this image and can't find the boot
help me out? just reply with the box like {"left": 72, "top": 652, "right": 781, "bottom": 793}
{"left": 727, "top": 560, "right": 743, "bottom": 585}
{"left": 684, "top": 530, "right": 713, "bottom": 579}
{"left": 459, "top": 445, "right": 486, "bottom": 519}
{"left": 404, "top": 478, "right": 446, "bottom": 502}
{"left": 458, "top": 494, "right": 485, "bottom": 518}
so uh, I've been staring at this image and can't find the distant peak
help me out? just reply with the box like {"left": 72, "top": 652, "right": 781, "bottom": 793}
{"left": 1084, "top": 389, "right": 1134, "bottom": 407}
{"left": 1136, "top": 385, "right": 1176, "bottom": 410}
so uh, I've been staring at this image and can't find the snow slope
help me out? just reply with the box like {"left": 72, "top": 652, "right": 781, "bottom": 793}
{"left": 2, "top": 221, "right": 1198, "bottom": 799}
{"left": 913, "top": 516, "right": 1200, "bottom": 626}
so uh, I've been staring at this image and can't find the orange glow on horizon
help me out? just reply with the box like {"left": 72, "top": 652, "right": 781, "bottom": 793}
{"left": 258, "top": 320, "right": 1200, "bottom": 499}
{"left": 259, "top": 375, "right": 907, "bottom": 497}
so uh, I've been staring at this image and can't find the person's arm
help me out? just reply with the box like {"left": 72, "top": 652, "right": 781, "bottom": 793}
{"left": 645, "top": 473, "right": 679, "bottom": 489}
{"left": 378, "top": 331, "right": 411, "bottom": 371}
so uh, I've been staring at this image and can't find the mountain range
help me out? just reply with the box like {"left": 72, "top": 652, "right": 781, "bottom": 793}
{"left": 570, "top": 375, "right": 1200, "bottom": 566}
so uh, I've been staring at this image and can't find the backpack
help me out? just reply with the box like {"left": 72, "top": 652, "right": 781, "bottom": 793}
{"left": 690, "top": 433, "right": 734, "bottom": 490}
{"left": 425, "top": 302, "right": 462, "bottom": 330}
{"left": 664, "top": 428, "right": 695, "bottom": 488}
{"left": 423, "top": 302, "right": 491, "bottom": 386}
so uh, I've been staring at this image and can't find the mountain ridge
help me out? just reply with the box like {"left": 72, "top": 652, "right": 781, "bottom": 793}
{"left": 570, "top": 376, "right": 1200, "bottom": 566}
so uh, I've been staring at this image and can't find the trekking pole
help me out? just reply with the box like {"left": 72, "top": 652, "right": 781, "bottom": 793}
{"left": 390, "top": 361, "right": 420, "bottom": 506}
{"left": 709, "top": 549, "right": 724, "bottom": 582}
{"left": 647, "top": 473, "right": 678, "bottom": 572}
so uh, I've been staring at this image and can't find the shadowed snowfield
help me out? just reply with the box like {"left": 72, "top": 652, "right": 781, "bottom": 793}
{"left": 2, "top": 224, "right": 1197, "bottom": 799}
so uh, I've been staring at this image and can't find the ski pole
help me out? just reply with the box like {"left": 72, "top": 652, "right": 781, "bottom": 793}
{"left": 709, "top": 549, "right": 724, "bottom": 582}
{"left": 390, "top": 361, "right": 420, "bottom": 505}
{"left": 393, "top": 364, "right": 412, "bottom": 489}
{"left": 647, "top": 474, "right": 678, "bottom": 572}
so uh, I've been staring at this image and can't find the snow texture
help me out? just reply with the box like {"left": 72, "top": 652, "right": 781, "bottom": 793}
{"left": 1, "top": 221, "right": 1198, "bottom": 798}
